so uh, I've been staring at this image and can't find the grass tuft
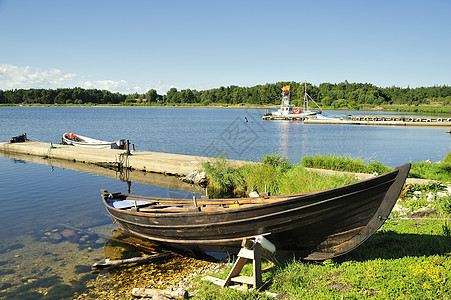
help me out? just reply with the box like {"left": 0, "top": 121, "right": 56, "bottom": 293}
{"left": 410, "top": 161, "right": 451, "bottom": 182}
{"left": 203, "top": 154, "right": 359, "bottom": 198}
{"left": 300, "top": 154, "right": 392, "bottom": 174}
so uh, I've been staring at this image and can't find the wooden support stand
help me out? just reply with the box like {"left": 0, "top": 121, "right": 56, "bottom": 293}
{"left": 205, "top": 239, "right": 263, "bottom": 289}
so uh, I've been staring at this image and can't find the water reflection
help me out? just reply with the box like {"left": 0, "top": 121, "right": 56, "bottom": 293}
{"left": 0, "top": 151, "right": 205, "bottom": 195}
{"left": 277, "top": 121, "right": 291, "bottom": 158}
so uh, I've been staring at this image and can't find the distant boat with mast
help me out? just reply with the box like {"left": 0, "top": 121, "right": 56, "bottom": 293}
{"left": 265, "top": 82, "right": 322, "bottom": 117}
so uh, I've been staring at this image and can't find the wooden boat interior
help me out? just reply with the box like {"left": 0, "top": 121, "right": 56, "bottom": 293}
{"left": 103, "top": 190, "right": 319, "bottom": 213}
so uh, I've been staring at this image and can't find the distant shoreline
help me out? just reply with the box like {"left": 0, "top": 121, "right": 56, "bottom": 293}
{"left": 1, "top": 103, "right": 451, "bottom": 114}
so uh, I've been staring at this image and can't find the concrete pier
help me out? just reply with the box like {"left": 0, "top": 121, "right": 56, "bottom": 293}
{"left": 0, "top": 141, "right": 247, "bottom": 177}
{"left": 0, "top": 140, "right": 432, "bottom": 185}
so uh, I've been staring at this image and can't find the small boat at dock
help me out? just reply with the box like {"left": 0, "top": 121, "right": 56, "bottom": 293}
{"left": 315, "top": 113, "right": 352, "bottom": 121}
{"left": 101, "top": 163, "right": 410, "bottom": 260}
{"left": 62, "top": 133, "right": 125, "bottom": 149}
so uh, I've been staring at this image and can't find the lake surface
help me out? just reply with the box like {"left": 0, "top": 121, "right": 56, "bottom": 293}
{"left": 0, "top": 106, "right": 450, "bottom": 298}
{"left": 1, "top": 106, "right": 450, "bottom": 166}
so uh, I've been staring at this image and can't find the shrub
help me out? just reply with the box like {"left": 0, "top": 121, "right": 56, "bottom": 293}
{"left": 204, "top": 154, "right": 357, "bottom": 198}
{"left": 203, "top": 158, "right": 245, "bottom": 198}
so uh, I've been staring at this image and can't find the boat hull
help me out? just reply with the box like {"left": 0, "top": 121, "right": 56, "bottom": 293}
{"left": 316, "top": 114, "right": 352, "bottom": 121}
{"left": 102, "top": 163, "right": 410, "bottom": 260}
{"left": 62, "top": 133, "right": 125, "bottom": 149}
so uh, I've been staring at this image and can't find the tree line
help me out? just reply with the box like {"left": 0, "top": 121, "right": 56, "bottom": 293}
{"left": 1, "top": 81, "right": 451, "bottom": 107}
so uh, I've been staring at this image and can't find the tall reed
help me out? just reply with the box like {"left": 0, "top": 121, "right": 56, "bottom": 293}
{"left": 203, "top": 154, "right": 358, "bottom": 198}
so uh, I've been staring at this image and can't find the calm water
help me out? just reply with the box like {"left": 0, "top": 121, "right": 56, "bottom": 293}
{"left": 1, "top": 106, "right": 450, "bottom": 165}
{"left": 0, "top": 106, "right": 450, "bottom": 298}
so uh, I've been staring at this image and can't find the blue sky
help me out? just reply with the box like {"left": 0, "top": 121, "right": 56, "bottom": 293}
{"left": 1, "top": 0, "right": 450, "bottom": 94}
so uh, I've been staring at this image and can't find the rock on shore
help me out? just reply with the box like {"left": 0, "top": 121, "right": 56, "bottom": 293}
{"left": 180, "top": 171, "right": 207, "bottom": 185}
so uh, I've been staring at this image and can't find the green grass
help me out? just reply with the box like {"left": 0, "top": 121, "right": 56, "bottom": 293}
{"left": 300, "top": 154, "right": 392, "bottom": 174}
{"left": 203, "top": 154, "right": 359, "bottom": 198}
{"left": 394, "top": 182, "right": 451, "bottom": 215}
{"left": 196, "top": 154, "right": 451, "bottom": 298}
{"left": 192, "top": 216, "right": 451, "bottom": 299}
{"left": 300, "top": 153, "right": 451, "bottom": 183}
{"left": 203, "top": 153, "right": 451, "bottom": 198}
{"left": 445, "top": 153, "right": 451, "bottom": 164}
{"left": 410, "top": 161, "right": 451, "bottom": 183}
{"left": 381, "top": 105, "right": 451, "bottom": 114}
{"left": 203, "top": 157, "right": 247, "bottom": 198}
{"left": 276, "top": 165, "right": 357, "bottom": 195}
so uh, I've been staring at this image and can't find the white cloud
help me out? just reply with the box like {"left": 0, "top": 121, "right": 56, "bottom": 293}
{"left": 0, "top": 64, "right": 211, "bottom": 95}
{"left": 79, "top": 79, "right": 131, "bottom": 93}
{"left": 0, "top": 64, "right": 139, "bottom": 94}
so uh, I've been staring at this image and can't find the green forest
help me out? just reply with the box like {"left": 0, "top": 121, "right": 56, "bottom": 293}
{"left": 1, "top": 81, "right": 451, "bottom": 109}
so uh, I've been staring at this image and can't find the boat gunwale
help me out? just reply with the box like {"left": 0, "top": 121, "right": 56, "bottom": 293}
{"left": 102, "top": 167, "right": 401, "bottom": 218}
{"left": 104, "top": 177, "right": 395, "bottom": 229}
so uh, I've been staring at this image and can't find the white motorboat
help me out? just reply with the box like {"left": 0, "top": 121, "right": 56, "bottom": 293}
{"left": 62, "top": 133, "right": 125, "bottom": 149}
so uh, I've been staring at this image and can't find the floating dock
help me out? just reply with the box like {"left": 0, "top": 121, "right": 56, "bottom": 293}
{"left": 263, "top": 114, "right": 451, "bottom": 126}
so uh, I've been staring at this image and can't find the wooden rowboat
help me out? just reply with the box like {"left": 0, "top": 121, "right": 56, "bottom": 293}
{"left": 62, "top": 132, "right": 125, "bottom": 149}
{"left": 101, "top": 163, "right": 410, "bottom": 260}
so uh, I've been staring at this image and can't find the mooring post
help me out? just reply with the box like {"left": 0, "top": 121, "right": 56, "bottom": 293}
{"left": 126, "top": 140, "right": 131, "bottom": 155}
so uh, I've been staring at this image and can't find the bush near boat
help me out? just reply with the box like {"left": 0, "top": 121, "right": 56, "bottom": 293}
{"left": 203, "top": 154, "right": 359, "bottom": 198}
{"left": 194, "top": 154, "right": 451, "bottom": 299}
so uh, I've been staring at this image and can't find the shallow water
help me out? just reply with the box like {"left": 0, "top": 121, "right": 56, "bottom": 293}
{"left": 0, "top": 154, "right": 202, "bottom": 299}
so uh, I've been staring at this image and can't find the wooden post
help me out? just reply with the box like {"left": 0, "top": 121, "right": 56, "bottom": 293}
{"left": 126, "top": 140, "right": 130, "bottom": 155}
{"left": 252, "top": 243, "right": 262, "bottom": 288}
